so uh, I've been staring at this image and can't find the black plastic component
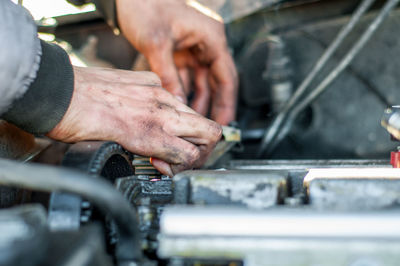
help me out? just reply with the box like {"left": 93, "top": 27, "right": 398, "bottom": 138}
{"left": 48, "top": 141, "right": 134, "bottom": 230}
{"left": 0, "top": 158, "right": 142, "bottom": 262}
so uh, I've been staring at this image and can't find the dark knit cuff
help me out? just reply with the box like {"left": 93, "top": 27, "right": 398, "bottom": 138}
{"left": 3, "top": 40, "right": 74, "bottom": 135}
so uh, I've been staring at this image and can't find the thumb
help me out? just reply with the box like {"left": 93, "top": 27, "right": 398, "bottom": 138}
{"left": 146, "top": 47, "right": 187, "bottom": 104}
{"left": 150, "top": 157, "right": 174, "bottom": 177}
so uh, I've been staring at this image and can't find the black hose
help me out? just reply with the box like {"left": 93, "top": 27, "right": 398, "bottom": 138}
{"left": 0, "top": 158, "right": 142, "bottom": 262}
{"left": 257, "top": 0, "right": 376, "bottom": 157}
{"left": 266, "top": 0, "right": 400, "bottom": 154}
{"left": 292, "top": 0, "right": 400, "bottom": 117}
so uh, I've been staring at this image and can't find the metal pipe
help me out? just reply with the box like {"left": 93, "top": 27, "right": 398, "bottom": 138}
{"left": 160, "top": 206, "right": 400, "bottom": 238}
{"left": 0, "top": 159, "right": 142, "bottom": 262}
{"left": 159, "top": 206, "right": 400, "bottom": 263}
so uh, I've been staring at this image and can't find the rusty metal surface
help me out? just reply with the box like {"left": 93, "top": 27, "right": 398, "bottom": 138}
{"left": 115, "top": 175, "right": 173, "bottom": 251}
{"left": 173, "top": 170, "right": 288, "bottom": 209}
{"left": 305, "top": 168, "right": 400, "bottom": 210}
{"left": 115, "top": 175, "right": 173, "bottom": 205}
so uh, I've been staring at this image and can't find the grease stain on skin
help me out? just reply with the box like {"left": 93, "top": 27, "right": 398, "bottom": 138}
{"left": 157, "top": 102, "right": 173, "bottom": 110}
{"left": 141, "top": 120, "right": 158, "bottom": 133}
{"left": 102, "top": 89, "right": 110, "bottom": 95}
{"left": 155, "top": 101, "right": 181, "bottom": 117}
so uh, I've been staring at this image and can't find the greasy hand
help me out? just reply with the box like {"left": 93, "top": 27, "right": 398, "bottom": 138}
{"left": 116, "top": 0, "right": 238, "bottom": 125}
{"left": 47, "top": 66, "right": 222, "bottom": 176}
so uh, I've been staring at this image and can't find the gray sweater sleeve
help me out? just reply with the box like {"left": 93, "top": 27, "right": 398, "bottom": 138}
{"left": 0, "top": 0, "right": 41, "bottom": 115}
{"left": 0, "top": 1, "right": 74, "bottom": 135}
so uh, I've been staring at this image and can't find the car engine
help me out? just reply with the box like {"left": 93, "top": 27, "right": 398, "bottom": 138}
{"left": 2, "top": 0, "right": 400, "bottom": 265}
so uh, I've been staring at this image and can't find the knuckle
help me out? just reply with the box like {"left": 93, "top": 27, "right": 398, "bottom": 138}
{"left": 212, "top": 22, "right": 226, "bottom": 39}
{"left": 184, "top": 146, "right": 200, "bottom": 165}
{"left": 144, "top": 36, "right": 174, "bottom": 63}
{"left": 156, "top": 90, "right": 174, "bottom": 104}
{"left": 206, "top": 15, "right": 224, "bottom": 31}
{"left": 160, "top": 75, "right": 180, "bottom": 92}
{"left": 145, "top": 28, "right": 169, "bottom": 49}
{"left": 215, "top": 21, "right": 225, "bottom": 33}
{"left": 147, "top": 87, "right": 159, "bottom": 100}
{"left": 151, "top": 86, "right": 169, "bottom": 99}
{"left": 147, "top": 71, "right": 162, "bottom": 85}
{"left": 160, "top": 75, "right": 173, "bottom": 87}
{"left": 210, "top": 122, "right": 223, "bottom": 142}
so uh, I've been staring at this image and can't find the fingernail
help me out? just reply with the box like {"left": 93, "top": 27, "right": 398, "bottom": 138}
{"left": 175, "top": 95, "right": 185, "bottom": 103}
{"left": 165, "top": 164, "right": 174, "bottom": 177}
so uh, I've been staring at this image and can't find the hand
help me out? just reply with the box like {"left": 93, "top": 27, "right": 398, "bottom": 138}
{"left": 116, "top": 0, "right": 238, "bottom": 125}
{"left": 47, "top": 66, "right": 222, "bottom": 176}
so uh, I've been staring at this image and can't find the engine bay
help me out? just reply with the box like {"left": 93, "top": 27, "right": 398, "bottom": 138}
{"left": 2, "top": 0, "right": 400, "bottom": 265}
